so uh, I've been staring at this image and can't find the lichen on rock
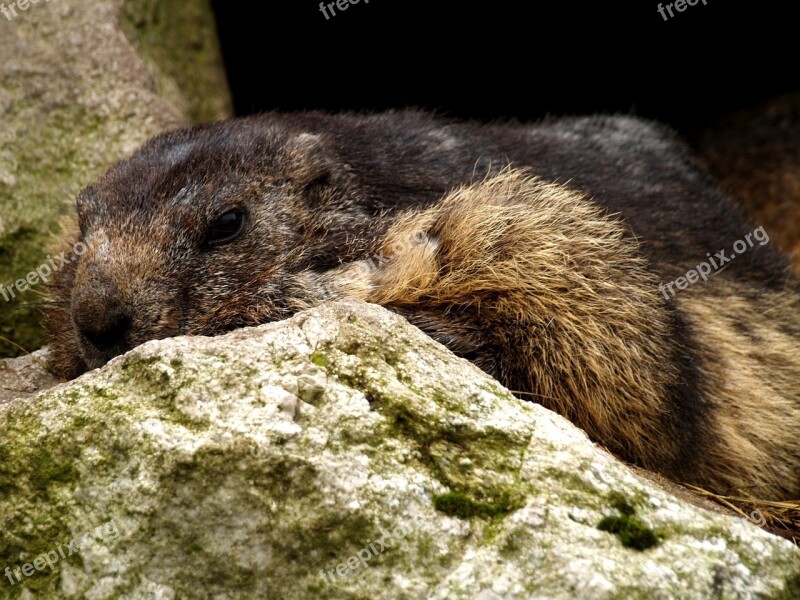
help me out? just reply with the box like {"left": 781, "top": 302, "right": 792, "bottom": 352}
{"left": 0, "top": 301, "right": 797, "bottom": 599}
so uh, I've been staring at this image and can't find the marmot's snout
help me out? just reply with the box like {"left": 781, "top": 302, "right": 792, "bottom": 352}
{"left": 63, "top": 231, "right": 186, "bottom": 371}
{"left": 71, "top": 273, "right": 134, "bottom": 366}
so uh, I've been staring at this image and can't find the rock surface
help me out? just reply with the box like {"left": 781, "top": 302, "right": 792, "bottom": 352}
{"left": 0, "top": 349, "right": 57, "bottom": 409}
{"left": 0, "top": 0, "right": 232, "bottom": 356}
{"left": 0, "top": 301, "right": 798, "bottom": 599}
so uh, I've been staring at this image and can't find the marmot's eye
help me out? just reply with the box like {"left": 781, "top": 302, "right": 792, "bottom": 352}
{"left": 207, "top": 208, "right": 247, "bottom": 246}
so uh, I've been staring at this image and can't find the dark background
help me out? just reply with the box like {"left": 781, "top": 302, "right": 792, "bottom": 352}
{"left": 211, "top": 1, "right": 797, "bottom": 134}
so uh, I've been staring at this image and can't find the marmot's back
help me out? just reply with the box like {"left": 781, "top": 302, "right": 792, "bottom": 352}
{"left": 45, "top": 110, "right": 800, "bottom": 500}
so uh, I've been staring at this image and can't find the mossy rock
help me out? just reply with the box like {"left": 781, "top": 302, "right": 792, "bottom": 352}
{"left": 0, "top": 0, "right": 232, "bottom": 358}
{"left": 0, "top": 302, "right": 797, "bottom": 598}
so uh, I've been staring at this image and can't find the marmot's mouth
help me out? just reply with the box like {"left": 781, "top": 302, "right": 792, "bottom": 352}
{"left": 77, "top": 337, "right": 132, "bottom": 370}
{"left": 72, "top": 308, "right": 135, "bottom": 370}
{"left": 74, "top": 306, "right": 185, "bottom": 371}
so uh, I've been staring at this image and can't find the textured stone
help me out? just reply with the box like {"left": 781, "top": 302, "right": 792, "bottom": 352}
{"left": 0, "top": 348, "right": 56, "bottom": 409}
{"left": 0, "top": 301, "right": 797, "bottom": 599}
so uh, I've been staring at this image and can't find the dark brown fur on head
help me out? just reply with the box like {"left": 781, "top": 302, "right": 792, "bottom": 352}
{"left": 46, "top": 121, "right": 387, "bottom": 378}
{"left": 46, "top": 110, "right": 800, "bottom": 501}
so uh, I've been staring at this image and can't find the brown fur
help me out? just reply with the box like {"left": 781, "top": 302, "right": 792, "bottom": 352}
{"left": 693, "top": 93, "right": 800, "bottom": 271}
{"left": 678, "top": 285, "right": 800, "bottom": 495}
{"left": 321, "top": 170, "right": 800, "bottom": 498}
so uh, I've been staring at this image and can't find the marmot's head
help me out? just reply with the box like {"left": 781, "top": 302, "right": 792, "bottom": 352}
{"left": 45, "top": 116, "right": 375, "bottom": 379}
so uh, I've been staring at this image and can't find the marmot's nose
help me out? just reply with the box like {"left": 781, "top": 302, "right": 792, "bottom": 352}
{"left": 77, "top": 307, "right": 132, "bottom": 350}
{"left": 72, "top": 293, "right": 132, "bottom": 353}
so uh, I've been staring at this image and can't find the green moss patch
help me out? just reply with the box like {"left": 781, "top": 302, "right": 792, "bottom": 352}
{"left": 597, "top": 491, "right": 662, "bottom": 551}
{"left": 607, "top": 491, "right": 636, "bottom": 517}
{"left": 433, "top": 491, "right": 520, "bottom": 520}
{"left": 778, "top": 572, "right": 800, "bottom": 600}
{"left": 597, "top": 515, "right": 662, "bottom": 551}
{"left": 310, "top": 351, "right": 330, "bottom": 368}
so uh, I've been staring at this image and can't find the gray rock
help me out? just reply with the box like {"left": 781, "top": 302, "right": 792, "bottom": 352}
{"left": 0, "top": 0, "right": 232, "bottom": 356}
{"left": 0, "top": 348, "right": 57, "bottom": 409}
{"left": 0, "top": 301, "right": 798, "bottom": 599}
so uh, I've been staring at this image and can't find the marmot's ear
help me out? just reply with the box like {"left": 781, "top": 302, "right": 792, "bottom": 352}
{"left": 285, "top": 132, "right": 335, "bottom": 188}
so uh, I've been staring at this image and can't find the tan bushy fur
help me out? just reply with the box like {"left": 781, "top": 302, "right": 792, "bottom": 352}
{"left": 322, "top": 169, "right": 800, "bottom": 498}
{"left": 678, "top": 287, "right": 800, "bottom": 496}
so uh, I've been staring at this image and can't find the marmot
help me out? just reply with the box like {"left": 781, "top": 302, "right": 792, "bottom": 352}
{"left": 45, "top": 110, "right": 800, "bottom": 500}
